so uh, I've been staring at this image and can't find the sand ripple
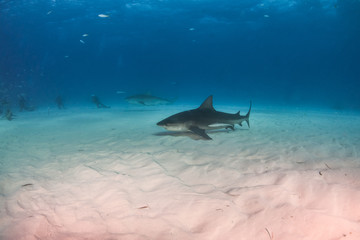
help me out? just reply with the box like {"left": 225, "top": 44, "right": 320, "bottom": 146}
{"left": 0, "top": 107, "right": 359, "bottom": 239}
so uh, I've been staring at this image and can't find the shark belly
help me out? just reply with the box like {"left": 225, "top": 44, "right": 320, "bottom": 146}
{"left": 163, "top": 124, "right": 189, "bottom": 132}
{"left": 207, "top": 123, "right": 234, "bottom": 130}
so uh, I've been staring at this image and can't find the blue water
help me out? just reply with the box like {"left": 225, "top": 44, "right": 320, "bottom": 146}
{"left": 0, "top": 0, "right": 359, "bottom": 110}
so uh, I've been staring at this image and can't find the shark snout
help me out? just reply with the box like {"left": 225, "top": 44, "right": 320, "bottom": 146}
{"left": 156, "top": 120, "right": 166, "bottom": 127}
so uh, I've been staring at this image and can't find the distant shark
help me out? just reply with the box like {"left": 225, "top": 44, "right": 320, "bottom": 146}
{"left": 125, "top": 94, "right": 175, "bottom": 106}
{"left": 157, "top": 95, "right": 251, "bottom": 140}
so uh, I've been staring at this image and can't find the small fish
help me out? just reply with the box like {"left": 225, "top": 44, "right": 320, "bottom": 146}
{"left": 98, "top": 14, "right": 110, "bottom": 18}
{"left": 189, "top": 27, "right": 195, "bottom": 31}
{"left": 116, "top": 91, "right": 126, "bottom": 94}
{"left": 82, "top": 34, "right": 89, "bottom": 37}
{"left": 47, "top": 10, "right": 52, "bottom": 15}
{"left": 80, "top": 39, "right": 85, "bottom": 44}
{"left": 264, "top": 14, "right": 270, "bottom": 18}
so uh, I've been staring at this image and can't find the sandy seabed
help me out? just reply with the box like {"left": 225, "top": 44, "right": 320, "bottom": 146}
{"left": 1, "top": 104, "right": 360, "bottom": 240}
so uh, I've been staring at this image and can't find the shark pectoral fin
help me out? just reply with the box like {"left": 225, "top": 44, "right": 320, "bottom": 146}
{"left": 189, "top": 126, "right": 212, "bottom": 140}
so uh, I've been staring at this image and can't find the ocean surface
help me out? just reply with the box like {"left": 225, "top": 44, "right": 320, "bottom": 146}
{"left": 1, "top": 0, "right": 360, "bottom": 109}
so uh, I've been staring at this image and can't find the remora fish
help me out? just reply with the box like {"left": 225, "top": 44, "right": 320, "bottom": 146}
{"left": 125, "top": 94, "right": 174, "bottom": 106}
{"left": 157, "top": 95, "right": 251, "bottom": 140}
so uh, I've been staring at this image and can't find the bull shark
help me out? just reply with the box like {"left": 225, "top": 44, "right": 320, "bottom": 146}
{"left": 125, "top": 94, "right": 175, "bottom": 106}
{"left": 156, "top": 95, "right": 251, "bottom": 140}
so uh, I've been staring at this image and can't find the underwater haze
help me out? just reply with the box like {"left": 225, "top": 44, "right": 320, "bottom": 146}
{"left": 2, "top": 1, "right": 360, "bottom": 239}
{"left": 0, "top": 0, "right": 360, "bottom": 108}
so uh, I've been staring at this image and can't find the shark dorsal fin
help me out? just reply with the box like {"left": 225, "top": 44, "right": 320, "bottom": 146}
{"left": 198, "top": 95, "right": 215, "bottom": 110}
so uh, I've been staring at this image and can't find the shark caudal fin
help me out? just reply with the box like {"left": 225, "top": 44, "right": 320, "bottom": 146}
{"left": 245, "top": 101, "right": 252, "bottom": 128}
{"left": 236, "top": 101, "right": 251, "bottom": 128}
{"left": 239, "top": 101, "right": 252, "bottom": 128}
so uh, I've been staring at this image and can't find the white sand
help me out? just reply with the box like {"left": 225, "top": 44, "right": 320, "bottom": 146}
{"left": 1, "top": 105, "right": 360, "bottom": 240}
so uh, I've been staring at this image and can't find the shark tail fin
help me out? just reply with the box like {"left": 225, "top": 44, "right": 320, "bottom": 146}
{"left": 245, "top": 101, "right": 252, "bottom": 128}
